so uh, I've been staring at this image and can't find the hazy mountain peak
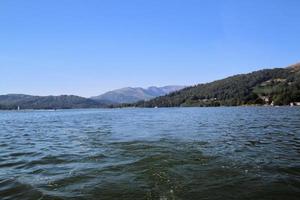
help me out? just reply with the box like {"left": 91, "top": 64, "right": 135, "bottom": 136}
{"left": 91, "top": 85, "right": 186, "bottom": 104}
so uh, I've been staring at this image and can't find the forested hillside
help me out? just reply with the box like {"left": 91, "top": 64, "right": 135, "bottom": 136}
{"left": 132, "top": 64, "right": 300, "bottom": 107}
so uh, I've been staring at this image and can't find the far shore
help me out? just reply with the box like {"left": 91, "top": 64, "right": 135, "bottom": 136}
{"left": 1, "top": 104, "right": 300, "bottom": 111}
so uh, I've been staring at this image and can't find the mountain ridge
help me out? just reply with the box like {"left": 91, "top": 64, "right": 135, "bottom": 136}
{"left": 1, "top": 63, "right": 300, "bottom": 110}
{"left": 0, "top": 85, "right": 186, "bottom": 110}
{"left": 91, "top": 85, "right": 186, "bottom": 104}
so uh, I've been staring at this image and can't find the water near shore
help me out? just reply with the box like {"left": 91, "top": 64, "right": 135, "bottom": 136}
{"left": 0, "top": 107, "right": 299, "bottom": 200}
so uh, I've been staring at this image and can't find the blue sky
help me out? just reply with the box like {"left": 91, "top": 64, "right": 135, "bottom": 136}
{"left": 1, "top": 0, "right": 300, "bottom": 97}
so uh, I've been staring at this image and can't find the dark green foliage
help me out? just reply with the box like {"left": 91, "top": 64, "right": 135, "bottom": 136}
{"left": 132, "top": 67, "right": 300, "bottom": 107}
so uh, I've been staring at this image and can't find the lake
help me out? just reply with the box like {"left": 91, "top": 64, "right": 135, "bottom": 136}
{"left": 0, "top": 107, "right": 299, "bottom": 200}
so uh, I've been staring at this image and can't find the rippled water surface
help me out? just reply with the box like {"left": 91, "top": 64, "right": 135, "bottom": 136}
{"left": 0, "top": 107, "right": 300, "bottom": 200}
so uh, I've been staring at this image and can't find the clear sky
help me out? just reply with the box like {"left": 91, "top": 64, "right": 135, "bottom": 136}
{"left": 1, "top": 0, "right": 300, "bottom": 97}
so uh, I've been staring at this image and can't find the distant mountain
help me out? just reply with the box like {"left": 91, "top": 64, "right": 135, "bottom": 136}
{"left": 132, "top": 63, "right": 300, "bottom": 107}
{"left": 0, "top": 94, "right": 107, "bottom": 110}
{"left": 91, "top": 86, "right": 186, "bottom": 104}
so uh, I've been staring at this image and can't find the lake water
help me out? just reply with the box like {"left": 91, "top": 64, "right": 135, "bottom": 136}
{"left": 0, "top": 107, "right": 299, "bottom": 200}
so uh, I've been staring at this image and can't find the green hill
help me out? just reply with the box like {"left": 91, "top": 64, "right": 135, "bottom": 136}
{"left": 132, "top": 64, "right": 300, "bottom": 107}
{"left": 0, "top": 94, "right": 108, "bottom": 110}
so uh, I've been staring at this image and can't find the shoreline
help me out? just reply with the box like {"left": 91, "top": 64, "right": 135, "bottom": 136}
{"left": 1, "top": 105, "right": 299, "bottom": 111}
